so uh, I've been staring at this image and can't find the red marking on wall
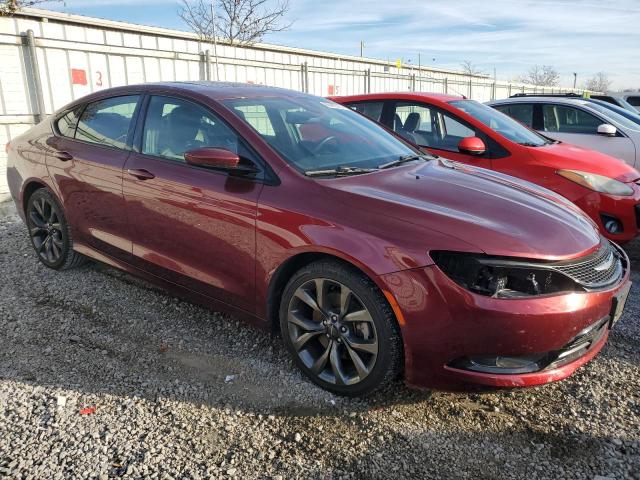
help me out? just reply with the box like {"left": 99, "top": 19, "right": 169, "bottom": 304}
{"left": 71, "top": 69, "right": 87, "bottom": 86}
{"left": 328, "top": 85, "right": 340, "bottom": 95}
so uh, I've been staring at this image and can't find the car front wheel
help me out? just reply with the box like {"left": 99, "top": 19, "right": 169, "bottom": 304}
{"left": 280, "top": 260, "right": 403, "bottom": 396}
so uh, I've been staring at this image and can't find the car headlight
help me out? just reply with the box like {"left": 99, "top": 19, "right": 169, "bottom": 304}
{"left": 557, "top": 170, "right": 634, "bottom": 196}
{"left": 430, "top": 251, "right": 581, "bottom": 298}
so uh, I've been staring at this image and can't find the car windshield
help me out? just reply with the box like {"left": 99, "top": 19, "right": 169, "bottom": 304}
{"left": 223, "top": 95, "right": 419, "bottom": 174}
{"left": 582, "top": 102, "right": 640, "bottom": 131}
{"left": 450, "top": 100, "right": 549, "bottom": 146}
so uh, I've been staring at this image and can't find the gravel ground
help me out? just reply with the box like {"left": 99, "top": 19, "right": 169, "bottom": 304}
{"left": 0, "top": 201, "right": 639, "bottom": 480}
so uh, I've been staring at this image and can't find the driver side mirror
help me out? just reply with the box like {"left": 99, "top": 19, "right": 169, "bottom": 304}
{"left": 458, "top": 136, "right": 486, "bottom": 156}
{"left": 597, "top": 124, "right": 617, "bottom": 137}
{"left": 184, "top": 147, "right": 258, "bottom": 174}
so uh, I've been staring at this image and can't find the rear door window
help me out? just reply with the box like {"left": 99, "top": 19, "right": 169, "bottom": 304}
{"left": 347, "top": 101, "right": 385, "bottom": 122}
{"left": 542, "top": 104, "right": 601, "bottom": 134}
{"left": 75, "top": 95, "right": 140, "bottom": 149}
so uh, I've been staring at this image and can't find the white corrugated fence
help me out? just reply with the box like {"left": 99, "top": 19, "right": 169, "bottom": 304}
{"left": 0, "top": 8, "right": 584, "bottom": 200}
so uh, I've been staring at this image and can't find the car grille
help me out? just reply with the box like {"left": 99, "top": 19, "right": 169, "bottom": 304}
{"left": 549, "top": 241, "right": 623, "bottom": 289}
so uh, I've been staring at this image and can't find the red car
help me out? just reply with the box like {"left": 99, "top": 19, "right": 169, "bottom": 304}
{"left": 331, "top": 93, "right": 640, "bottom": 243}
{"left": 6, "top": 83, "right": 631, "bottom": 395}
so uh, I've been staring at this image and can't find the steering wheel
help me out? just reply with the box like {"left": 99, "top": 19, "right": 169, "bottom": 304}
{"left": 312, "top": 136, "right": 339, "bottom": 155}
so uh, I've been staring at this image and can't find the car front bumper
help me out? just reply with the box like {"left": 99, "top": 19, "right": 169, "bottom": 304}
{"left": 573, "top": 187, "right": 640, "bottom": 243}
{"left": 380, "top": 249, "right": 631, "bottom": 391}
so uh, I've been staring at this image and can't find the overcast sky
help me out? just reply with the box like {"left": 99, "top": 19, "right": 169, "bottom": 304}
{"left": 45, "top": 0, "right": 640, "bottom": 89}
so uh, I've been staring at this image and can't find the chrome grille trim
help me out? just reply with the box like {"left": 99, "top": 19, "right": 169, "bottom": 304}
{"left": 550, "top": 241, "right": 623, "bottom": 289}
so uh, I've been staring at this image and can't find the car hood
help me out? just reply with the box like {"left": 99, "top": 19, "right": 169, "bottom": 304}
{"left": 324, "top": 160, "right": 601, "bottom": 261}
{"left": 530, "top": 142, "right": 640, "bottom": 183}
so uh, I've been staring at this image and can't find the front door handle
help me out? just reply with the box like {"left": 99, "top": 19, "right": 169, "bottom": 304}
{"left": 126, "top": 168, "right": 155, "bottom": 180}
{"left": 53, "top": 151, "right": 73, "bottom": 161}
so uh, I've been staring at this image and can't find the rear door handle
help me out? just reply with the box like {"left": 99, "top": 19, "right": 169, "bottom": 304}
{"left": 126, "top": 168, "right": 155, "bottom": 180}
{"left": 53, "top": 151, "right": 73, "bottom": 161}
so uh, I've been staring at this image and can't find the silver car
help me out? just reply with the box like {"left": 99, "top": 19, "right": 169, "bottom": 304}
{"left": 487, "top": 96, "right": 640, "bottom": 167}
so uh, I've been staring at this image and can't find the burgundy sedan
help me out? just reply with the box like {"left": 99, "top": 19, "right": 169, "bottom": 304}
{"left": 6, "top": 82, "right": 631, "bottom": 396}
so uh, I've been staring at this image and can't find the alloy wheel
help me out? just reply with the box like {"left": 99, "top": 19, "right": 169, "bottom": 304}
{"left": 287, "top": 278, "right": 379, "bottom": 386}
{"left": 28, "top": 196, "right": 64, "bottom": 265}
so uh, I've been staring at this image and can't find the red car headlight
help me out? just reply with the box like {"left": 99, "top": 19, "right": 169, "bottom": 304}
{"left": 430, "top": 251, "right": 583, "bottom": 298}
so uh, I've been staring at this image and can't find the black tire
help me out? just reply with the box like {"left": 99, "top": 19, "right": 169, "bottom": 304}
{"left": 26, "top": 188, "right": 86, "bottom": 270}
{"left": 279, "top": 260, "right": 403, "bottom": 396}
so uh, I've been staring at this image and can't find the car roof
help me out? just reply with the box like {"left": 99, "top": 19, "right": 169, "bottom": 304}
{"left": 488, "top": 96, "right": 595, "bottom": 107}
{"left": 64, "top": 81, "right": 309, "bottom": 109}
{"left": 330, "top": 92, "right": 464, "bottom": 105}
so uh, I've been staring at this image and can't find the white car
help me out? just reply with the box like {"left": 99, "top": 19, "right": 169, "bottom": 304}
{"left": 487, "top": 95, "right": 640, "bottom": 167}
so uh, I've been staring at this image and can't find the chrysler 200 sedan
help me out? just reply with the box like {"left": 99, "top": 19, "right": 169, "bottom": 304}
{"left": 6, "top": 82, "right": 631, "bottom": 396}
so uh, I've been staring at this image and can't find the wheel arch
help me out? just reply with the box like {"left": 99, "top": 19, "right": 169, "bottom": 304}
{"left": 266, "top": 250, "right": 395, "bottom": 334}
{"left": 21, "top": 180, "right": 50, "bottom": 215}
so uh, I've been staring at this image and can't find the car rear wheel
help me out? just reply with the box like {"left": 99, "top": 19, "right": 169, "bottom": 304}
{"left": 279, "top": 260, "right": 403, "bottom": 396}
{"left": 26, "top": 189, "right": 86, "bottom": 270}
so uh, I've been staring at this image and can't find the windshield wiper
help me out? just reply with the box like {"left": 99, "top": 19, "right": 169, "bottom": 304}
{"left": 378, "top": 153, "right": 431, "bottom": 170}
{"left": 304, "top": 166, "right": 378, "bottom": 177}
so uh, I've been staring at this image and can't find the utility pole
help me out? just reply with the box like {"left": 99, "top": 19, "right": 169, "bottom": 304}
{"left": 573, "top": 72, "right": 577, "bottom": 89}
{"left": 211, "top": 3, "right": 220, "bottom": 81}
{"left": 360, "top": 41, "right": 365, "bottom": 58}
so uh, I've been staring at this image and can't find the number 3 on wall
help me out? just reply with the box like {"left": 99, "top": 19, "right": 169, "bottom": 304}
{"left": 96, "top": 71, "right": 103, "bottom": 87}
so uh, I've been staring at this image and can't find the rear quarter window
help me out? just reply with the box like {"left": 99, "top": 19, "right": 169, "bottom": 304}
{"left": 55, "top": 107, "right": 83, "bottom": 138}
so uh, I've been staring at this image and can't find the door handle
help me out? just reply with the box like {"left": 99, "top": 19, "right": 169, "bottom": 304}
{"left": 126, "top": 168, "right": 156, "bottom": 180}
{"left": 53, "top": 151, "right": 73, "bottom": 161}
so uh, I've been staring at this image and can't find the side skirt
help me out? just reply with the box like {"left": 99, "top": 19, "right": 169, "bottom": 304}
{"left": 73, "top": 243, "right": 269, "bottom": 331}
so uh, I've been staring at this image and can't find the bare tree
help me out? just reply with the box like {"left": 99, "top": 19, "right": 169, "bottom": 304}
{"left": 583, "top": 72, "right": 612, "bottom": 93}
{"left": 518, "top": 65, "right": 560, "bottom": 86}
{"left": 179, "top": 0, "right": 292, "bottom": 45}
{"left": 1, "top": 0, "right": 60, "bottom": 15}
{"left": 460, "top": 60, "right": 485, "bottom": 76}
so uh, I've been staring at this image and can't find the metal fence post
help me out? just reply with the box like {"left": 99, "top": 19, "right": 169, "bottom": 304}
{"left": 24, "top": 30, "right": 46, "bottom": 123}
{"left": 364, "top": 68, "right": 371, "bottom": 94}
{"left": 301, "top": 61, "right": 309, "bottom": 93}
{"left": 205, "top": 50, "right": 211, "bottom": 81}
{"left": 444, "top": 78, "right": 448, "bottom": 94}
